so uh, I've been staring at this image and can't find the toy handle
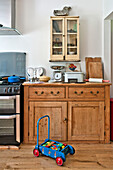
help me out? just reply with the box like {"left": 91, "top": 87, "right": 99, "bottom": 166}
{"left": 37, "top": 115, "right": 50, "bottom": 147}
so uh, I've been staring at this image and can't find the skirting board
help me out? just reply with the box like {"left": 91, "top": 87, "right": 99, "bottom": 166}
{"left": 0, "top": 146, "right": 19, "bottom": 150}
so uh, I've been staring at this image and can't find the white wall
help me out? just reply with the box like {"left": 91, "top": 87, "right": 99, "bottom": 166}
{"left": 0, "top": 0, "right": 103, "bottom": 78}
{"left": 103, "top": 0, "right": 113, "bottom": 98}
{"left": 110, "top": 20, "right": 113, "bottom": 97}
{"left": 104, "top": 0, "right": 113, "bottom": 19}
{"left": 104, "top": 20, "right": 111, "bottom": 81}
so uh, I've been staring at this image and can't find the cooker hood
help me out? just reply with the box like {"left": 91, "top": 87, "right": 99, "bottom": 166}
{"left": 0, "top": 0, "right": 21, "bottom": 35}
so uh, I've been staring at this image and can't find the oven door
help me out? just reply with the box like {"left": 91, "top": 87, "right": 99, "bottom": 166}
{"left": 0, "top": 95, "right": 20, "bottom": 145}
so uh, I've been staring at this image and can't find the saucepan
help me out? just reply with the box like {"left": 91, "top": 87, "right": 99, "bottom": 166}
{"left": 2, "top": 75, "right": 26, "bottom": 83}
{"left": 8, "top": 75, "right": 26, "bottom": 83}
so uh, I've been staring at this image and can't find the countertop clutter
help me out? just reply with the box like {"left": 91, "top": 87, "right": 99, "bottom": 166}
{"left": 25, "top": 57, "right": 108, "bottom": 84}
{"left": 23, "top": 82, "right": 111, "bottom": 144}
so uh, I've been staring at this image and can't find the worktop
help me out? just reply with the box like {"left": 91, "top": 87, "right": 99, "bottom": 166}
{"left": 23, "top": 82, "right": 111, "bottom": 144}
{"left": 23, "top": 82, "right": 111, "bottom": 86}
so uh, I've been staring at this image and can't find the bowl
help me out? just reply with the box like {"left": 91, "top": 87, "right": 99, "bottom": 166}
{"left": 51, "top": 65, "right": 65, "bottom": 70}
{"left": 69, "top": 52, "right": 75, "bottom": 55}
{"left": 39, "top": 76, "right": 50, "bottom": 82}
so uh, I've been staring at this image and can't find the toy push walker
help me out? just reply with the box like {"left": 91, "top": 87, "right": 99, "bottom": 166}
{"left": 33, "top": 115, "right": 75, "bottom": 166}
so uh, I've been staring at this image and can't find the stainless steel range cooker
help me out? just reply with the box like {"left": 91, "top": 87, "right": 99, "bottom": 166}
{"left": 0, "top": 84, "right": 22, "bottom": 145}
{"left": 0, "top": 52, "right": 26, "bottom": 145}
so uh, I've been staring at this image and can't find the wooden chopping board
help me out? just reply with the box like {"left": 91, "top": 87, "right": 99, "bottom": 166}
{"left": 88, "top": 62, "right": 103, "bottom": 78}
{"left": 85, "top": 57, "right": 102, "bottom": 79}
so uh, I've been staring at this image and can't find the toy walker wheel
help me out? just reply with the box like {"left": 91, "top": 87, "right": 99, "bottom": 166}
{"left": 70, "top": 147, "right": 75, "bottom": 155}
{"left": 56, "top": 157, "right": 64, "bottom": 166}
{"left": 33, "top": 149, "right": 40, "bottom": 157}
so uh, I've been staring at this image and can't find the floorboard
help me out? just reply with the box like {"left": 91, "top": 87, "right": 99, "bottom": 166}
{"left": 0, "top": 143, "right": 113, "bottom": 169}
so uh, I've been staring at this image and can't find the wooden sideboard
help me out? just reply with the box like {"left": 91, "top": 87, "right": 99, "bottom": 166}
{"left": 23, "top": 82, "right": 111, "bottom": 144}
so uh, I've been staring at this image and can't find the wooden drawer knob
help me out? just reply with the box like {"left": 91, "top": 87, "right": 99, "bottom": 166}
{"left": 74, "top": 91, "right": 83, "bottom": 95}
{"left": 57, "top": 91, "right": 60, "bottom": 94}
{"left": 41, "top": 91, "right": 44, "bottom": 94}
{"left": 90, "top": 91, "right": 99, "bottom": 95}
{"left": 50, "top": 91, "right": 60, "bottom": 96}
{"left": 35, "top": 91, "right": 44, "bottom": 95}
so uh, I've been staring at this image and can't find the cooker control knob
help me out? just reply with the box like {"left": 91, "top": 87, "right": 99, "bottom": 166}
{"left": 3, "top": 88, "right": 7, "bottom": 93}
{"left": 8, "top": 87, "right": 12, "bottom": 93}
{"left": 12, "top": 87, "right": 14, "bottom": 93}
{"left": 14, "top": 87, "right": 19, "bottom": 93}
{"left": 14, "top": 87, "right": 16, "bottom": 92}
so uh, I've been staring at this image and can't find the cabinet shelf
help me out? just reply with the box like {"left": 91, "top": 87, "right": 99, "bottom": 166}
{"left": 52, "top": 33, "right": 63, "bottom": 35}
{"left": 67, "top": 33, "right": 77, "bottom": 35}
{"left": 49, "top": 60, "right": 81, "bottom": 62}
{"left": 67, "top": 46, "right": 77, "bottom": 48}
{"left": 53, "top": 46, "right": 62, "bottom": 48}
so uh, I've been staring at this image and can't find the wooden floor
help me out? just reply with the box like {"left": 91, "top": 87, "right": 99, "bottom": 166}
{"left": 0, "top": 143, "right": 113, "bottom": 170}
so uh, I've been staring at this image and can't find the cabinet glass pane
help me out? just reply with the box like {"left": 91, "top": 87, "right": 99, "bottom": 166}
{"left": 52, "top": 34, "right": 62, "bottom": 55}
{"left": 67, "top": 48, "right": 77, "bottom": 55}
{"left": 67, "top": 20, "right": 77, "bottom": 33}
{"left": 52, "top": 34, "right": 62, "bottom": 47}
{"left": 52, "top": 20, "right": 62, "bottom": 33}
{"left": 67, "top": 34, "right": 77, "bottom": 55}
{"left": 52, "top": 20, "right": 63, "bottom": 55}
{"left": 52, "top": 48, "right": 62, "bottom": 55}
{"left": 67, "top": 20, "right": 78, "bottom": 55}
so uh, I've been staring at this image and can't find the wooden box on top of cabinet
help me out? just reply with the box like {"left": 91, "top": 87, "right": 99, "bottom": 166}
{"left": 23, "top": 83, "right": 111, "bottom": 144}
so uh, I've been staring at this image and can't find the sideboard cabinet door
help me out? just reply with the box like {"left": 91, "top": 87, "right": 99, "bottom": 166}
{"left": 68, "top": 102, "right": 104, "bottom": 141}
{"left": 28, "top": 102, "right": 67, "bottom": 143}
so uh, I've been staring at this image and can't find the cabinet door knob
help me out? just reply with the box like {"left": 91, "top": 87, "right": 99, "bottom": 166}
{"left": 64, "top": 118, "right": 68, "bottom": 122}
{"left": 35, "top": 91, "right": 37, "bottom": 94}
{"left": 97, "top": 91, "right": 99, "bottom": 94}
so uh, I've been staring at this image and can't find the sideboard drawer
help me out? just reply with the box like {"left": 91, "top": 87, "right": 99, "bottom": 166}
{"left": 29, "top": 87, "right": 66, "bottom": 99}
{"left": 68, "top": 87, "right": 105, "bottom": 99}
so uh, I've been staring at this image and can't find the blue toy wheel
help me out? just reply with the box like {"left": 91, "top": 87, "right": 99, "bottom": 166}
{"left": 68, "top": 145, "right": 75, "bottom": 155}
{"left": 56, "top": 157, "right": 64, "bottom": 166}
{"left": 70, "top": 147, "right": 75, "bottom": 155}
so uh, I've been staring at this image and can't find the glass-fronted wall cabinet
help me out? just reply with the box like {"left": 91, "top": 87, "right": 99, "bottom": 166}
{"left": 50, "top": 16, "right": 79, "bottom": 61}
